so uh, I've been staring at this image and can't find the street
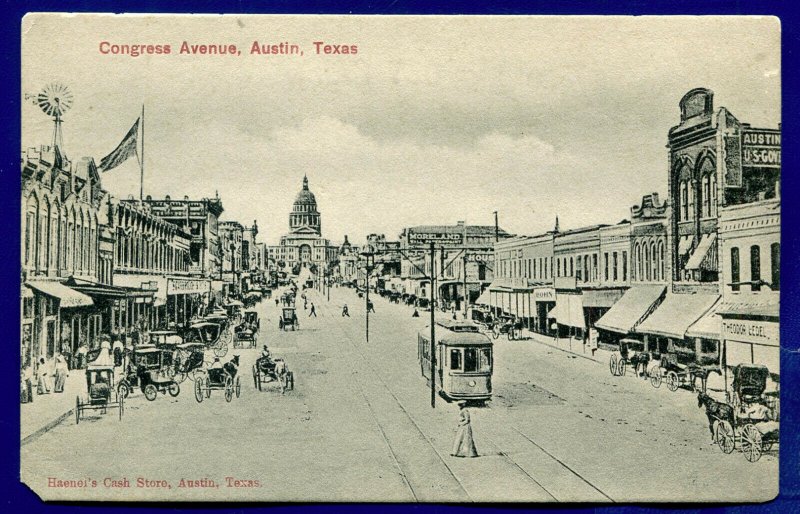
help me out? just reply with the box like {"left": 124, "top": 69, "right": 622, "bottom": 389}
{"left": 21, "top": 286, "right": 778, "bottom": 503}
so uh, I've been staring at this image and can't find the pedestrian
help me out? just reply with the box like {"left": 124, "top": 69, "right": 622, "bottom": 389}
{"left": 76, "top": 342, "right": 88, "bottom": 369}
{"left": 36, "top": 357, "right": 51, "bottom": 395}
{"left": 451, "top": 401, "right": 478, "bottom": 458}
{"left": 342, "top": 304, "right": 350, "bottom": 317}
{"left": 304, "top": 299, "right": 308, "bottom": 310}
{"left": 20, "top": 364, "right": 33, "bottom": 404}
{"left": 112, "top": 337, "right": 124, "bottom": 368}
{"left": 275, "top": 298, "right": 279, "bottom": 307}
{"left": 412, "top": 308, "right": 420, "bottom": 318}
{"left": 309, "top": 303, "right": 317, "bottom": 317}
{"left": 53, "top": 353, "right": 69, "bottom": 393}
{"left": 367, "top": 300, "right": 375, "bottom": 313}
{"left": 60, "top": 341, "right": 73, "bottom": 371}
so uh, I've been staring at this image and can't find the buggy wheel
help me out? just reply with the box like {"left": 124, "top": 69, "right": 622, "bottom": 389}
{"left": 75, "top": 396, "right": 80, "bottom": 424}
{"left": 609, "top": 354, "right": 618, "bottom": 376}
{"left": 666, "top": 371, "right": 679, "bottom": 392}
{"left": 507, "top": 328, "right": 515, "bottom": 341}
{"left": 235, "top": 376, "right": 241, "bottom": 398}
{"left": 715, "top": 420, "right": 735, "bottom": 454}
{"left": 117, "top": 382, "right": 130, "bottom": 399}
{"left": 205, "top": 377, "right": 212, "bottom": 398}
{"left": 225, "top": 376, "right": 233, "bottom": 403}
{"left": 214, "top": 344, "right": 229, "bottom": 358}
{"left": 492, "top": 325, "right": 500, "bottom": 339}
{"left": 194, "top": 378, "right": 204, "bottom": 403}
{"left": 741, "top": 424, "right": 763, "bottom": 462}
{"left": 650, "top": 366, "right": 662, "bottom": 388}
{"left": 168, "top": 382, "right": 180, "bottom": 397}
{"left": 144, "top": 384, "right": 158, "bottom": 402}
{"left": 618, "top": 359, "right": 627, "bottom": 376}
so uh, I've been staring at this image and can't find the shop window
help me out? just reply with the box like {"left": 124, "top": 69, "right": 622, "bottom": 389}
{"left": 701, "top": 339, "right": 717, "bottom": 354}
{"left": 750, "top": 245, "right": 761, "bottom": 291}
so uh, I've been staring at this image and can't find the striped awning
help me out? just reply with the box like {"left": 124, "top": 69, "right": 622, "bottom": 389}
{"left": 686, "top": 233, "right": 717, "bottom": 270}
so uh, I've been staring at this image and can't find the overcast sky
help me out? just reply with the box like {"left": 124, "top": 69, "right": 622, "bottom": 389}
{"left": 22, "top": 15, "right": 780, "bottom": 245}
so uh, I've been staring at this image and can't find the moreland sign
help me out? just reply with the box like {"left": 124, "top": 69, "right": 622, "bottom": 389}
{"left": 407, "top": 232, "right": 463, "bottom": 247}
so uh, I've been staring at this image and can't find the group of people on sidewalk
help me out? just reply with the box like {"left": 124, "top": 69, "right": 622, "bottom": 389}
{"left": 20, "top": 353, "right": 70, "bottom": 403}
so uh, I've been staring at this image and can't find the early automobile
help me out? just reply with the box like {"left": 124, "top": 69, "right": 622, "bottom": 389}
{"left": 252, "top": 355, "right": 294, "bottom": 393}
{"left": 76, "top": 365, "right": 124, "bottom": 423}
{"left": 195, "top": 355, "right": 241, "bottom": 403}
{"left": 118, "top": 346, "right": 180, "bottom": 401}
{"left": 279, "top": 307, "right": 299, "bottom": 331}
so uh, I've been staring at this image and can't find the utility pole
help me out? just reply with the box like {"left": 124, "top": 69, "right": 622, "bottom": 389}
{"left": 430, "top": 241, "right": 437, "bottom": 409}
{"left": 365, "top": 249, "right": 373, "bottom": 343}
{"left": 494, "top": 211, "right": 499, "bottom": 242}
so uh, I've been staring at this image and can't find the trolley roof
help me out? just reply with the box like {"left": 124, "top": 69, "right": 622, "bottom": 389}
{"left": 418, "top": 328, "right": 493, "bottom": 347}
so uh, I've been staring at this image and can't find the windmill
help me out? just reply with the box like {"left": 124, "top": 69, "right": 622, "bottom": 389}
{"left": 26, "top": 82, "right": 74, "bottom": 151}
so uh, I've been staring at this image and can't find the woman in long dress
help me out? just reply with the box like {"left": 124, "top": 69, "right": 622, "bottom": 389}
{"left": 36, "top": 357, "right": 51, "bottom": 395}
{"left": 452, "top": 401, "right": 478, "bottom": 458}
{"left": 53, "top": 353, "right": 69, "bottom": 393}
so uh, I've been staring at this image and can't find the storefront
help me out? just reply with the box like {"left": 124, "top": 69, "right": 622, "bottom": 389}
{"left": 548, "top": 292, "right": 585, "bottom": 339}
{"left": 718, "top": 296, "right": 779, "bottom": 378}
{"left": 532, "top": 286, "right": 555, "bottom": 333}
{"left": 167, "top": 277, "right": 212, "bottom": 327}
{"left": 581, "top": 288, "right": 626, "bottom": 333}
{"left": 685, "top": 299, "right": 723, "bottom": 367}
{"left": 24, "top": 281, "right": 94, "bottom": 364}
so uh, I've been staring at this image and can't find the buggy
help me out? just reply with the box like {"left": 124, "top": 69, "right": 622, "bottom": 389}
{"left": 76, "top": 365, "right": 124, "bottom": 423}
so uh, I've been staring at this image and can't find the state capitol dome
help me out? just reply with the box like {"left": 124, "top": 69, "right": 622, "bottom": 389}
{"left": 289, "top": 175, "right": 321, "bottom": 234}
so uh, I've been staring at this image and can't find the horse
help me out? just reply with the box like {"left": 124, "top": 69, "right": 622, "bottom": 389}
{"left": 697, "top": 391, "right": 734, "bottom": 442}
{"left": 628, "top": 352, "right": 650, "bottom": 378}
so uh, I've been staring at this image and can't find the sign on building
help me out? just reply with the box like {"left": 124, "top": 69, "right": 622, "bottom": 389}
{"left": 407, "top": 232, "right": 463, "bottom": 247}
{"left": 168, "top": 278, "right": 211, "bottom": 295}
{"left": 741, "top": 129, "right": 781, "bottom": 169}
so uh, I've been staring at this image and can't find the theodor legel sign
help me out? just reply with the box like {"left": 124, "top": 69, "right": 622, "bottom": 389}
{"left": 407, "top": 232, "right": 464, "bottom": 246}
{"left": 742, "top": 129, "right": 781, "bottom": 168}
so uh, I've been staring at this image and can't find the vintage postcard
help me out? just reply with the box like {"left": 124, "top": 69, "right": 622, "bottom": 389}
{"left": 20, "top": 14, "right": 780, "bottom": 502}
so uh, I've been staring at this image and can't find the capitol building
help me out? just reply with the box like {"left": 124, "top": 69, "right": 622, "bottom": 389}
{"left": 268, "top": 175, "right": 338, "bottom": 275}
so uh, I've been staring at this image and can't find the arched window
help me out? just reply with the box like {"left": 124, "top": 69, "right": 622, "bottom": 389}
{"left": 702, "top": 175, "right": 710, "bottom": 217}
{"left": 43, "top": 198, "right": 51, "bottom": 272}
{"left": 680, "top": 182, "right": 688, "bottom": 221}
{"left": 24, "top": 193, "right": 39, "bottom": 268}
{"left": 78, "top": 210, "right": 85, "bottom": 272}
{"left": 644, "top": 243, "right": 651, "bottom": 281}
{"left": 53, "top": 201, "right": 61, "bottom": 272}
{"left": 658, "top": 240, "right": 665, "bottom": 281}
{"left": 650, "top": 241, "right": 657, "bottom": 282}
{"left": 70, "top": 208, "right": 77, "bottom": 271}
{"left": 687, "top": 181, "right": 694, "bottom": 221}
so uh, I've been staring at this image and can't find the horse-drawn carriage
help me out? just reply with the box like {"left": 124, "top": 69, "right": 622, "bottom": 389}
{"left": 194, "top": 356, "right": 242, "bottom": 403}
{"left": 233, "top": 311, "right": 260, "bottom": 349}
{"left": 76, "top": 365, "right": 124, "bottom": 424}
{"left": 609, "top": 339, "right": 660, "bottom": 385}
{"left": 117, "top": 346, "right": 180, "bottom": 401}
{"left": 173, "top": 342, "right": 207, "bottom": 383}
{"left": 279, "top": 307, "right": 299, "bottom": 331}
{"left": 252, "top": 355, "right": 294, "bottom": 393}
{"left": 491, "top": 315, "right": 523, "bottom": 340}
{"left": 653, "top": 350, "right": 715, "bottom": 393}
{"left": 699, "top": 364, "right": 779, "bottom": 463}
{"left": 185, "top": 321, "right": 229, "bottom": 357}
{"left": 388, "top": 292, "right": 401, "bottom": 304}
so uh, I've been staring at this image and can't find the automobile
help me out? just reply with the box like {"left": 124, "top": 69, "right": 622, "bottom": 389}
{"left": 118, "top": 346, "right": 180, "bottom": 401}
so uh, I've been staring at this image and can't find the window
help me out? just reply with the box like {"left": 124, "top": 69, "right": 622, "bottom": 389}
{"left": 22, "top": 297, "right": 34, "bottom": 318}
{"left": 557, "top": 258, "right": 561, "bottom": 277}
{"left": 592, "top": 254, "right": 598, "bottom": 281}
{"left": 613, "top": 252, "right": 618, "bottom": 281}
{"left": 464, "top": 348, "right": 478, "bottom": 372}
{"left": 658, "top": 241, "right": 665, "bottom": 281}
{"left": 450, "top": 349, "right": 462, "bottom": 371}
{"left": 583, "top": 255, "right": 589, "bottom": 283}
{"left": 480, "top": 348, "right": 492, "bottom": 372}
{"left": 702, "top": 175, "right": 710, "bottom": 217}
{"left": 533, "top": 259, "right": 537, "bottom": 279}
{"left": 569, "top": 257, "right": 574, "bottom": 277}
{"left": 731, "top": 247, "right": 740, "bottom": 292}
{"left": 644, "top": 244, "right": 651, "bottom": 281}
{"left": 622, "top": 251, "right": 628, "bottom": 281}
{"left": 771, "top": 242, "right": 780, "bottom": 291}
{"left": 576, "top": 255, "right": 582, "bottom": 281}
{"left": 680, "top": 182, "right": 688, "bottom": 220}
{"left": 750, "top": 245, "right": 761, "bottom": 292}
{"left": 701, "top": 339, "right": 717, "bottom": 354}
{"left": 604, "top": 252, "right": 609, "bottom": 281}
{"left": 687, "top": 182, "right": 694, "bottom": 220}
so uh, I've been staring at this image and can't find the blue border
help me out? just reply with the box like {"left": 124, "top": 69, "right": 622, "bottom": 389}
{"left": 2, "top": 1, "right": 798, "bottom": 513}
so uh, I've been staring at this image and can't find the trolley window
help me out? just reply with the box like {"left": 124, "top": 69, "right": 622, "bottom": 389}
{"left": 464, "top": 348, "right": 478, "bottom": 372}
{"left": 480, "top": 348, "right": 492, "bottom": 372}
{"left": 450, "top": 349, "right": 462, "bottom": 371}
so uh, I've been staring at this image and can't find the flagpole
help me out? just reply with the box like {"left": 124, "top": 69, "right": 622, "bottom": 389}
{"left": 140, "top": 104, "right": 145, "bottom": 202}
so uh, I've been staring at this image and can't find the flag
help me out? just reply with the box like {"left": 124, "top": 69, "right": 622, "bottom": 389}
{"left": 99, "top": 118, "right": 139, "bottom": 172}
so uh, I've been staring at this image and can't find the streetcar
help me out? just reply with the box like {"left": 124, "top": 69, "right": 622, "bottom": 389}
{"left": 417, "top": 319, "right": 493, "bottom": 403}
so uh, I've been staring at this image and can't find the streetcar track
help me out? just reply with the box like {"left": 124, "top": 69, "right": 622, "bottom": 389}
{"left": 326, "top": 300, "right": 474, "bottom": 502}
{"left": 324, "top": 290, "right": 616, "bottom": 503}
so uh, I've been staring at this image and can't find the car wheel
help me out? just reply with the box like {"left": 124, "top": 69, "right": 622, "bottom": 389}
{"left": 144, "top": 384, "right": 158, "bottom": 401}
{"left": 168, "top": 382, "right": 180, "bottom": 397}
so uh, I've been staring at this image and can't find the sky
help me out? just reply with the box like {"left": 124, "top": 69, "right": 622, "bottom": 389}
{"left": 21, "top": 15, "right": 780, "bottom": 246}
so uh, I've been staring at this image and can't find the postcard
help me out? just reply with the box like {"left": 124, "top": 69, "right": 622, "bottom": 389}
{"left": 20, "top": 13, "right": 780, "bottom": 502}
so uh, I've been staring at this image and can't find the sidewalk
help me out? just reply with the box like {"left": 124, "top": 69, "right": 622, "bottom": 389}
{"left": 518, "top": 329, "right": 611, "bottom": 365}
{"left": 21, "top": 370, "right": 87, "bottom": 445}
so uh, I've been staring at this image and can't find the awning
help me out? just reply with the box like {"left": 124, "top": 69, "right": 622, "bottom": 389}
{"left": 686, "top": 299, "right": 722, "bottom": 340}
{"left": 678, "top": 235, "right": 694, "bottom": 256}
{"left": 595, "top": 285, "right": 666, "bottom": 334}
{"left": 113, "top": 274, "right": 167, "bottom": 306}
{"left": 718, "top": 294, "right": 779, "bottom": 319}
{"left": 26, "top": 281, "right": 93, "bottom": 308}
{"left": 636, "top": 293, "right": 719, "bottom": 340}
{"left": 551, "top": 293, "right": 585, "bottom": 328}
{"left": 488, "top": 280, "right": 513, "bottom": 293}
{"left": 581, "top": 289, "right": 625, "bottom": 308}
{"left": 475, "top": 289, "right": 491, "bottom": 306}
{"left": 686, "top": 233, "right": 717, "bottom": 270}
